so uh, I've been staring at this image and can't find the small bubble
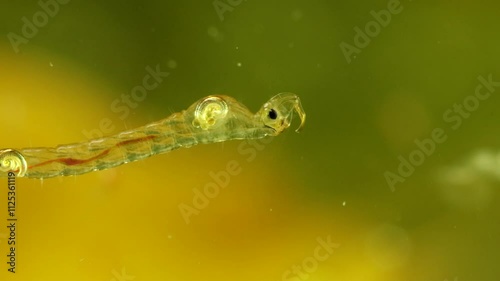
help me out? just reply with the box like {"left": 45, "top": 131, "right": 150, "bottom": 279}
{"left": 167, "top": 59, "right": 177, "bottom": 69}
{"left": 208, "top": 26, "right": 219, "bottom": 37}
{"left": 236, "top": 62, "right": 242, "bottom": 67}
{"left": 236, "top": 46, "right": 239, "bottom": 50}
{"left": 49, "top": 62, "right": 54, "bottom": 67}
{"left": 291, "top": 9, "right": 303, "bottom": 21}
{"left": 270, "top": 208, "right": 273, "bottom": 212}
{"left": 168, "top": 235, "right": 173, "bottom": 239}
{"left": 342, "top": 201, "right": 346, "bottom": 206}
{"left": 208, "top": 26, "right": 224, "bottom": 42}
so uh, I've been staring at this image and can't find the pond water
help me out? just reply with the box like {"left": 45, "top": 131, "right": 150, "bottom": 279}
{"left": 0, "top": 1, "right": 499, "bottom": 280}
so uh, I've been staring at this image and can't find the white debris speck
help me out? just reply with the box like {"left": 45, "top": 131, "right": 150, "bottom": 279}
{"left": 342, "top": 201, "right": 346, "bottom": 206}
{"left": 236, "top": 62, "right": 242, "bottom": 67}
{"left": 49, "top": 62, "right": 54, "bottom": 67}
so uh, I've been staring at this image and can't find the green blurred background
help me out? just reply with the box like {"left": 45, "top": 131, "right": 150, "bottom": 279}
{"left": 1, "top": 0, "right": 499, "bottom": 280}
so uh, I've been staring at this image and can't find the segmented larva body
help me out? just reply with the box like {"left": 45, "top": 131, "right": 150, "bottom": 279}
{"left": 0, "top": 94, "right": 305, "bottom": 179}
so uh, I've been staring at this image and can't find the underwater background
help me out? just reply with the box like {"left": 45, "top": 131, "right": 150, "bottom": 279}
{"left": 1, "top": 0, "right": 500, "bottom": 280}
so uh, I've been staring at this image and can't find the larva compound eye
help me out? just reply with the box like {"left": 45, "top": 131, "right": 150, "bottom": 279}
{"left": 193, "top": 96, "right": 229, "bottom": 130}
{"left": 268, "top": 109, "right": 278, "bottom": 120}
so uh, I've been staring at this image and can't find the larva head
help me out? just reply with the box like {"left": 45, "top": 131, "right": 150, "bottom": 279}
{"left": 258, "top": 93, "right": 306, "bottom": 135}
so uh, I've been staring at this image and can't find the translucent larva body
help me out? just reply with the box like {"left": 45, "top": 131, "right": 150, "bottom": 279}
{"left": 0, "top": 93, "right": 305, "bottom": 179}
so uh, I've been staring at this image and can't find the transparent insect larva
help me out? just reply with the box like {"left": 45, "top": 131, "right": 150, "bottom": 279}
{"left": 0, "top": 94, "right": 305, "bottom": 178}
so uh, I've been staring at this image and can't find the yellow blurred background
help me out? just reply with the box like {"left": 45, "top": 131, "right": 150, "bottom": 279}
{"left": 1, "top": 0, "right": 500, "bottom": 280}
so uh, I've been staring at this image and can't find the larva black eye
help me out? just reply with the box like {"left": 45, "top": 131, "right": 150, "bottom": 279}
{"left": 268, "top": 109, "right": 278, "bottom": 120}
